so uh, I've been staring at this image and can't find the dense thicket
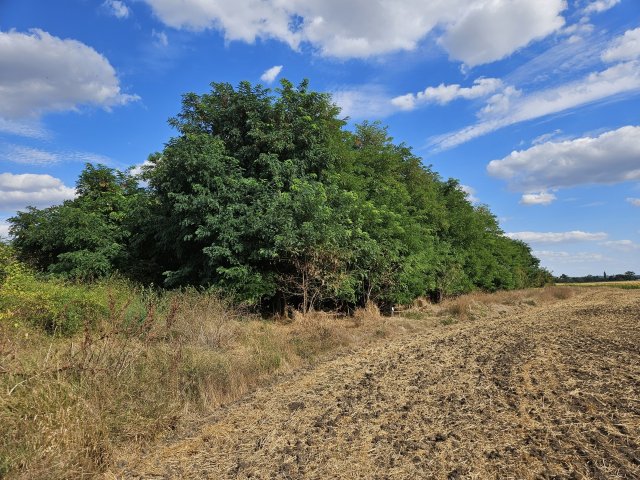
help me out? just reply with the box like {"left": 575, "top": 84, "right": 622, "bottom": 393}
{"left": 9, "top": 79, "right": 551, "bottom": 311}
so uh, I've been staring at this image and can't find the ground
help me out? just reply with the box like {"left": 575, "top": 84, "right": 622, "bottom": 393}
{"left": 108, "top": 288, "right": 640, "bottom": 479}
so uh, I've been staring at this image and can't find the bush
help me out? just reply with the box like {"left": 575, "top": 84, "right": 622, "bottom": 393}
{"left": 0, "top": 255, "right": 146, "bottom": 335}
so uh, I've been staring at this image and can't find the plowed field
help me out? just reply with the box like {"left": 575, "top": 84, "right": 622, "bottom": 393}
{"left": 109, "top": 288, "right": 640, "bottom": 479}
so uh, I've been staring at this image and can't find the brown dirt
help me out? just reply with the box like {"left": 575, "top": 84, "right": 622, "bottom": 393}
{"left": 107, "top": 288, "right": 640, "bottom": 479}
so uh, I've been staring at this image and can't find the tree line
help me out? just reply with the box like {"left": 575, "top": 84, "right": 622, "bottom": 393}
{"left": 8, "top": 80, "right": 552, "bottom": 313}
{"left": 556, "top": 272, "right": 637, "bottom": 283}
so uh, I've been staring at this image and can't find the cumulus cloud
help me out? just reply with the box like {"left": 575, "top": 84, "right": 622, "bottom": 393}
{"left": 439, "top": 0, "right": 566, "bottom": 67}
{"left": 433, "top": 60, "right": 640, "bottom": 150}
{"left": 602, "top": 27, "right": 640, "bottom": 63}
{"left": 0, "top": 222, "right": 9, "bottom": 239}
{"left": 0, "top": 173, "right": 75, "bottom": 210}
{"left": 0, "top": 29, "right": 138, "bottom": 119}
{"left": 103, "top": 0, "right": 130, "bottom": 19}
{"left": 391, "top": 78, "right": 502, "bottom": 110}
{"left": 600, "top": 240, "right": 640, "bottom": 252}
{"left": 260, "top": 65, "right": 283, "bottom": 84}
{"left": 627, "top": 197, "right": 640, "bottom": 207}
{"left": 1, "top": 144, "right": 113, "bottom": 166}
{"left": 141, "top": 0, "right": 299, "bottom": 46}
{"left": 141, "top": 0, "right": 565, "bottom": 63}
{"left": 507, "top": 231, "right": 608, "bottom": 243}
{"left": 583, "top": 0, "right": 621, "bottom": 14}
{"left": 487, "top": 126, "right": 640, "bottom": 193}
{"left": 520, "top": 192, "right": 557, "bottom": 205}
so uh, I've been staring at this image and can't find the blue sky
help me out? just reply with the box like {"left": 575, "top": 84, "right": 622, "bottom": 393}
{"left": 1, "top": 0, "right": 639, "bottom": 276}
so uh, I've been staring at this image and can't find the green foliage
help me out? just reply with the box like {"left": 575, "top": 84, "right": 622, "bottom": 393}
{"left": 9, "top": 164, "right": 146, "bottom": 281}
{"left": 0, "top": 245, "right": 150, "bottom": 335}
{"left": 7, "top": 79, "right": 550, "bottom": 311}
{"left": 0, "top": 263, "right": 105, "bottom": 334}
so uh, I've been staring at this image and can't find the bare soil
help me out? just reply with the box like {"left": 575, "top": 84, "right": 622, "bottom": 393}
{"left": 108, "top": 288, "right": 640, "bottom": 479}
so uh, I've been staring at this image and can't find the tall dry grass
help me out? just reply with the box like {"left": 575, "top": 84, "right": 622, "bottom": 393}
{"left": 438, "top": 285, "right": 575, "bottom": 321}
{"left": 0, "top": 292, "right": 404, "bottom": 479}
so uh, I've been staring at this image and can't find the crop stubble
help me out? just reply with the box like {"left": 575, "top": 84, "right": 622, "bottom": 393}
{"left": 110, "top": 288, "right": 640, "bottom": 479}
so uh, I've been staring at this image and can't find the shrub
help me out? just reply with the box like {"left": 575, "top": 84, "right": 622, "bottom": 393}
{"left": 0, "top": 259, "right": 149, "bottom": 335}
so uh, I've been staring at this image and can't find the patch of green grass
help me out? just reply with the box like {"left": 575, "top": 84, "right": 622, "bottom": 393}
{"left": 440, "top": 316, "right": 457, "bottom": 326}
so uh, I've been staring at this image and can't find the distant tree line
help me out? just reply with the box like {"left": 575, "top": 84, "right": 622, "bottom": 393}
{"left": 7, "top": 80, "right": 552, "bottom": 313}
{"left": 556, "top": 272, "right": 638, "bottom": 283}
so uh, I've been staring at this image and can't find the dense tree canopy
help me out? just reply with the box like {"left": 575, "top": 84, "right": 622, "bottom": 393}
{"left": 9, "top": 79, "right": 552, "bottom": 311}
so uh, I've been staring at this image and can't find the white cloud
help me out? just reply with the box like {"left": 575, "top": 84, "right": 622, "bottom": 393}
{"left": 391, "top": 77, "right": 502, "bottom": 110}
{"left": 627, "top": 197, "right": 640, "bottom": 207}
{"left": 260, "top": 65, "right": 283, "bottom": 84}
{"left": 531, "top": 129, "right": 564, "bottom": 145}
{"left": 2, "top": 146, "right": 57, "bottom": 165}
{"left": 0, "top": 118, "right": 49, "bottom": 139}
{"left": 459, "top": 184, "right": 479, "bottom": 203}
{"left": 487, "top": 126, "right": 640, "bottom": 193}
{"left": 103, "top": 0, "right": 130, "bottom": 19}
{"left": 507, "top": 231, "right": 608, "bottom": 243}
{"left": 142, "top": 0, "right": 299, "bottom": 46}
{"left": 0, "top": 222, "right": 9, "bottom": 240}
{"left": 602, "top": 27, "right": 640, "bottom": 63}
{"left": 1, "top": 144, "right": 113, "bottom": 166}
{"left": 330, "top": 85, "right": 396, "bottom": 120}
{"left": 583, "top": 0, "right": 621, "bottom": 14}
{"left": 141, "top": 0, "right": 565, "bottom": 64}
{"left": 439, "top": 0, "right": 566, "bottom": 67}
{"left": 520, "top": 191, "right": 557, "bottom": 205}
{"left": 600, "top": 240, "right": 640, "bottom": 252}
{"left": 152, "top": 29, "right": 169, "bottom": 47}
{"left": 533, "top": 250, "right": 608, "bottom": 262}
{"left": 434, "top": 60, "right": 640, "bottom": 150}
{"left": 0, "top": 173, "right": 75, "bottom": 210}
{"left": 0, "top": 29, "right": 138, "bottom": 119}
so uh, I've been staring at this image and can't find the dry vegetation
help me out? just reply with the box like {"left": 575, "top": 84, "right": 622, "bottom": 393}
{"left": 3, "top": 286, "right": 639, "bottom": 480}
{"left": 563, "top": 280, "right": 640, "bottom": 289}
{"left": 110, "top": 286, "right": 640, "bottom": 480}
{"left": 0, "top": 291, "right": 413, "bottom": 479}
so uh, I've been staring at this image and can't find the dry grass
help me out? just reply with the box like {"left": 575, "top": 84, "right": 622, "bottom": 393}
{"left": 438, "top": 286, "right": 575, "bottom": 321}
{"left": 562, "top": 280, "right": 640, "bottom": 289}
{"left": 0, "top": 285, "right": 584, "bottom": 479}
{"left": 113, "top": 288, "right": 640, "bottom": 480}
{"left": 0, "top": 292, "right": 407, "bottom": 479}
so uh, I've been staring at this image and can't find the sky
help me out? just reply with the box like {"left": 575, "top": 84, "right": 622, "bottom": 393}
{"left": 0, "top": 0, "right": 639, "bottom": 277}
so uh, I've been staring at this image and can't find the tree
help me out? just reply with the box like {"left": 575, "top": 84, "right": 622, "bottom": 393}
{"left": 8, "top": 79, "right": 553, "bottom": 309}
{"left": 9, "top": 164, "right": 144, "bottom": 281}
